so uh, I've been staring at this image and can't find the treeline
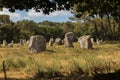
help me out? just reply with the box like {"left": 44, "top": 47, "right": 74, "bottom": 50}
{"left": 0, "top": 14, "right": 120, "bottom": 43}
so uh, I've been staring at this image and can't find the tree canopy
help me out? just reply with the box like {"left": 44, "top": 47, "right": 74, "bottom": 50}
{"left": 72, "top": 0, "right": 120, "bottom": 20}
{"left": 0, "top": 0, "right": 120, "bottom": 41}
{"left": 0, "top": 0, "right": 119, "bottom": 17}
{"left": 0, "top": 0, "right": 73, "bottom": 14}
{"left": 0, "top": 0, "right": 119, "bottom": 23}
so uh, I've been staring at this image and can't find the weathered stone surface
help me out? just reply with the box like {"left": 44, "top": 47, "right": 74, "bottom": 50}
{"left": 78, "top": 35, "right": 92, "bottom": 49}
{"left": 55, "top": 38, "right": 63, "bottom": 45}
{"left": 64, "top": 32, "right": 74, "bottom": 47}
{"left": 23, "top": 39, "right": 27, "bottom": 44}
{"left": 91, "top": 38, "right": 94, "bottom": 44}
{"left": 2, "top": 40, "right": 7, "bottom": 46}
{"left": 48, "top": 38, "right": 54, "bottom": 46}
{"left": 26, "top": 40, "right": 29, "bottom": 44}
{"left": 20, "top": 39, "right": 24, "bottom": 46}
{"left": 8, "top": 43, "right": 13, "bottom": 47}
{"left": 97, "top": 39, "right": 103, "bottom": 45}
{"left": 78, "top": 35, "right": 86, "bottom": 49}
{"left": 8, "top": 40, "right": 14, "bottom": 47}
{"left": 11, "top": 40, "right": 14, "bottom": 43}
{"left": 28, "top": 35, "right": 46, "bottom": 53}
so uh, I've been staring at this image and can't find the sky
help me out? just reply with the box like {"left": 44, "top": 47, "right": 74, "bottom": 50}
{"left": 0, "top": 8, "right": 73, "bottom": 23}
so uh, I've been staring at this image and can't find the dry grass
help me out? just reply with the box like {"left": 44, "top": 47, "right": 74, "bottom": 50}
{"left": 0, "top": 42, "right": 120, "bottom": 79}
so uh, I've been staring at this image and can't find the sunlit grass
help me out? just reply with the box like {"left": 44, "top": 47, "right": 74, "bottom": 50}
{"left": 0, "top": 42, "right": 120, "bottom": 79}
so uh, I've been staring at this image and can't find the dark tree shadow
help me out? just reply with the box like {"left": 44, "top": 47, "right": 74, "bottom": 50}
{"left": 1, "top": 69, "right": 120, "bottom": 80}
{"left": 30, "top": 68, "right": 93, "bottom": 80}
{"left": 30, "top": 68, "right": 120, "bottom": 80}
{"left": 93, "top": 69, "right": 120, "bottom": 80}
{"left": 0, "top": 78, "right": 27, "bottom": 80}
{"left": 46, "top": 49, "right": 55, "bottom": 53}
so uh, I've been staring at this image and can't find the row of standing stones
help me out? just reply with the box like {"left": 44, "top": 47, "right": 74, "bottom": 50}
{"left": 28, "top": 32, "right": 75, "bottom": 53}
{"left": 0, "top": 32, "right": 103, "bottom": 53}
{"left": 0, "top": 39, "right": 27, "bottom": 47}
{"left": 28, "top": 32, "right": 103, "bottom": 53}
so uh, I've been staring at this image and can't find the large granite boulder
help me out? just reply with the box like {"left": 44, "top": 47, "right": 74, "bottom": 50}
{"left": 20, "top": 39, "right": 24, "bottom": 46}
{"left": 78, "top": 35, "right": 92, "bottom": 49}
{"left": 55, "top": 38, "right": 63, "bottom": 45}
{"left": 48, "top": 38, "right": 54, "bottom": 46}
{"left": 64, "top": 32, "right": 74, "bottom": 47}
{"left": 28, "top": 35, "right": 46, "bottom": 53}
{"left": 2, "top": 40, "right": 7, "bottom": 47}
{"left": 78, "top": 35, "right": 86, "bottom": 49}
{"left": 8, "top": 40, "right": 14, "bottom": 48}
{"left": 91, "top": 38, "right": 94, "bottom": 44}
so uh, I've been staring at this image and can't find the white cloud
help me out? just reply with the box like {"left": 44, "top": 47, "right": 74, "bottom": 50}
{"left": 27, "top": 9, "right": 71, "bottom": 18}
{"left": 0, "top": 8, "right": 21, "bottom": 21}
{"left": 27, "top": 9, "right": 43, "bottom": 17}
{"left": 24, "top": 16, "right": 30, "bottom": 20}
{"left": 49, "top": 10, "right": 71, "bottom": 17}
{"left": 0, "top": 8, "right": 73, "bottom": 22}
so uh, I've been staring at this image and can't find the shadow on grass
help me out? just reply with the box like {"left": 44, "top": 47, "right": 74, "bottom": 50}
{"left": 31, "top": 68, "right": 93, "bottom": 80}
{"left": 31, "top": 69, "right": 120, "bottom": 80}
{"left": 1, "top": 69, "right": 120, "bottom": 80}
{"left": 0, "top": 78, "right": 27, "bottom": 80}
{"left": 93, "top": 69, "right": 120, "bottom": 80}
{"left": 46, "top": 49, "right": 55, "bottom": 53}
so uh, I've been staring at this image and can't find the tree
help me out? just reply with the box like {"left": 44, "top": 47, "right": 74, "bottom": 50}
{"left": 0, "top": 15, "right": 11, "bottom": 24}
{"left": 0, "top": 23, "right": 18, "bottom": 42}
{"left": 0, "top": 0, "right": 73, "bottom": 14}
{"left": 14, "top": 20, "right": 38, "bottom": 39}
{"left": 62, "top": 21, "right": 74, "bottom": 32}
{"left": 0, "top": 15, "right": 16, "bottom": 42}
{"left": 71, "top": 0, "right": 120, "bottom": 41}
{"left": 0, "top": 0, "right": 119, "bottom": 24}
{"left": 0, "top": 0, "right": 120, "bottom": 41}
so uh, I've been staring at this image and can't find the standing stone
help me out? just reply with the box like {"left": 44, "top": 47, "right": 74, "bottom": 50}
{"left": 97, "top": 39, "right": 103, "bottom": 45}
{"left": 84, "top": 36, "right": 92, "bottom": 49}
{"left": 28, "top": 35, "right": 46, "bottom": 53}
{"left": 78, "top": 35, "right": 86, "bottom": 49}
{"left": 23, "top": 39, "right": 27, "bottom": 44}
{"left": 78, "top": 35, "right": 92, "bottom": 49}
{"left": 26, "top": 40, "right": 29, "bottom": 44}
{"left": 64, "top": 32, "right": 74, "bottom": 47}
{"left": 2, "top": 40, "right": 7, "bottom": 47}
{"left": 55, "top": 38, "right": 63, "bottom": 45}
{"left": 91, "top": 38, "right": 94, "bottom": 44}
{"left": 48, "top": 38, "right": 54, "bottom": 46}
{"left": 20, "top": 39, "right": 24, "bottom": 46}
{"left": 8, "top": 40, "right": 14, "bottom": 47}
{"left": 11, "top": 40, "right": 14, "bottom": 43}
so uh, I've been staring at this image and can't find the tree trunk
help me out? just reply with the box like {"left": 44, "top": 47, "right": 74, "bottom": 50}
{"left": 117, "top": 19, "right": 120, "bottom": 32}
{"left": 106, "top": 14, "right": 113, "bottom": 40}
{"left": 94, "top": 22, "right": 99, "bottom": 41}
{"left": 85, "top": 17, "right": 99, "bottom": 41}
{"left": 117, "top": 19, "right": 120, "bottom": 40}
{"left": 112, "top": 20, "right": 116, "bottom": 41}
{"left": 100, "top": 22, "right": 105, "bottom": 41}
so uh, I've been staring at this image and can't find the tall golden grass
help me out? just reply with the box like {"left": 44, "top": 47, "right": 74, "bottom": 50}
{"left": 0, "top": 42, "right": 120, "bottom": 79}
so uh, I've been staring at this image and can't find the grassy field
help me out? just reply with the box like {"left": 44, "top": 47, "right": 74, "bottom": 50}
{"left": 0, "top": 42, "right": 120, "bottom": 80}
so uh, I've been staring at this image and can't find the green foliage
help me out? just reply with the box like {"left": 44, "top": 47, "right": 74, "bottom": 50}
{"left": 0, "top": 14, "right": 11, "bottom": 24}
{"left": 72, "top": 0, "right": 119, "bottom": 20}
{"left": 0, "top": 14, "right": 120, "bottom": 42}
{"left": 14, "top": 20, "right": 38, "bottom": 39}
{"left": 5, "top": 57, "right": 26, "bottom": 69}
